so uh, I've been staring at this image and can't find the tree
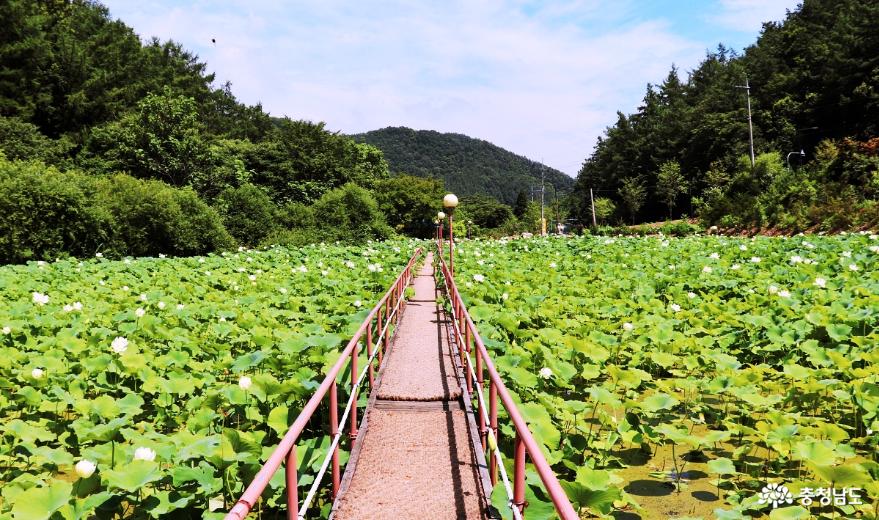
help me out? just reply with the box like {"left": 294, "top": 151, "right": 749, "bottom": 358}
{"left": 459, "top": 195, "right": 514, "bottom": 229}
{"left": 513, "top": 190, "right": 528, "bottom": 218}
{"left": 619, "top": 177, "right": 647, "bottom": 224}
{"left": 372, "top": 175, "right": 444, "bottom": 238}
{"left": 83, "top": 88, "right": 208, "bottom": 186}
{"left": 592, "top": 197, "right": 616, "bottom": 225}
{"left": 656, "top": 161, "right": 688, "bottom": 219}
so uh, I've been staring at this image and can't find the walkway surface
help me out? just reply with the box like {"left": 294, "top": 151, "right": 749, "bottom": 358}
{"left": 332, "top": 253, "right": 489, "bottom": 519}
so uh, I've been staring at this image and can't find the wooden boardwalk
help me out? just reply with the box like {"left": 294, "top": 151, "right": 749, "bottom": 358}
{"left": 331, "top": 253, "right": 491, "bottom": 519}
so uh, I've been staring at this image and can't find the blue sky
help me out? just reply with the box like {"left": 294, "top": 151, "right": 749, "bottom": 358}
{"left": 103, "top": 0, "right": 800, "bottom": 176}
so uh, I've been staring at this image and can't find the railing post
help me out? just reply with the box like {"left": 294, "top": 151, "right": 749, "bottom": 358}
{"left": 367, "top": 324, "right": 376, "bottom": 385}
{"left": 329, "top": 381, "right": 340, "bottom": 498}
{"left": 286, "top": 445, "right": 297, "bottom": 520}
{"left": 514, "top": 434, "right": 527, "bottom": 517}
{"left": 383, "top": 298, "right": 390, "bottom": 346}
{"left": 489, "top": 381, "right": 498, "bottom": 486}
{"left": 475, "top": 334, "right": 485, "bottom": 451}
{"left": 350, "top": 342, "right": 358, "bottom": 440}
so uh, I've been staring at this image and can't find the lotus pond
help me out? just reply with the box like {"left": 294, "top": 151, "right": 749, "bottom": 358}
{"left": 456, "top": 233, "right": 879, "bottom": 519}
{"left": 0, "top": 241, "right": 416, "bottom": 519}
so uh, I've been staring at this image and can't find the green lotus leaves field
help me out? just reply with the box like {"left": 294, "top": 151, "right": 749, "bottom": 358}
{"left": 0, "top": 241, "right": 415, "bottom": 519}
{"left": 456, "top": 233, "right": 879, "bottom": 519}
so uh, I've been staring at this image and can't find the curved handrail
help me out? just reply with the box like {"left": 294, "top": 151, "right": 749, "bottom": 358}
{"left": 435, "top": 241, "right": 578, "bottom": 520}
{"left": 226, "top": 247, "right": 423, "bottom": 519}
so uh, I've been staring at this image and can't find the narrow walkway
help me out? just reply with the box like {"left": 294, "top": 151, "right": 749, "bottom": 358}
{"left": 332, "top": 253, "right": 489, "bottom": 519}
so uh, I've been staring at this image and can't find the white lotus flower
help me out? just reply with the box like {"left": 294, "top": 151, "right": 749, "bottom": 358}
{"left": 63, "top": 304, "right": 74, "bottom": 313}
{"left": 2, "top": 326, "right": 10, "bottom": 335}
{"left": 739, "top": 244, "right": 748, "bottom": 251}
{"left": 477, "top": 259, "right": 485, "bottom": 266}
{"left": 778, "top": 290, "right": 791, "bottom": 298}
{"left": 177, "top": 304, "right": 185, "bottom": 310}
{"left": 670, "top": 303, "right": 681, "bottom": 312}
{"left": 790, "top": 255, "right": 803, "bottom": 264}
{"left": 248, "top": 274, "right": 257, "bottom": 282}
{"left": 549, "top": 262, "right": 557, "bottom": 268}
{"left": 135, "top": 308, "right": 145, "bottom": 318}
{"left": 73, "top": 301, "right": 82, "bottom": 311}
{"left": 871, "top": 234, "right": 878, "bottom": 240}
{"left": 238, "top": 376, "right": 252, "bottom": 390}
{"left": 473, "top": 274, "right": 485, "bottom": 283}
{"left": 849, "top": 263, "right": 858, "bottom": 271}
{"left": 124, "top": 258, "right": 132, "bottom": 264}
{"left": 133, "top": 447, "right": 156, "bottom": 462}
{"left": 709, "top": 225, "right": 718, "bottom": 231}
{"left": 702, "top": 266, "right": 712, "bottom": 273}
{"left": 198, "top": 257, "right": 206, "bottom": 263}
{"left": 32, "top": 292, "right": 49, "bottom": 305}
{"left": 74, "top": 459, "right": 97, "bottom": 479}
{"left": 501, "top": 292, "right": 509, "bottom": 301}
{"left": 111, "top": 336, "right": 129, "bottom": 354}
{"left": 538, "top": 367, "right": 553, "bottom": 379}
{"left": 298, "top": 265, "right": 308, "bottom": 273}
{"left": 122, "top": 286, "right": 129, "bottom": 291}
{"left": 687, "top": 292, "right": 697, "bottom": 299}
{"left": 367, "top": 264, "right": 378, "bottom": 272}
{"left": 139, "top": 293, "right": 147, "bottom": 301}
{"left": 321, "top": 270, "right": 329, "bottom": 276}
{"left": 31, "top": 368, "right": 44, "bottom": 379}
{"left": 158, "top": 253, "right": 166, "bottom": 258}
{"left": 345, "top": 260, "right": 355, "bottom": 268}
{"left": 354, "top": 300, "right": 362, "bottom": 308}
{"left": 751, "top": 257, "right": 761, "bottom": 263}
{"left": 99, "top": 280, "right": 105, "bottom": 285}
{"left": 709, "top": 252, "right": 720, "bottom": 259}
{"left": 157, "top": 301, "right": 166, "bottom": 309}
{"left": 814, "top": 277, "right": 827, "bottom": 288}
{"left": 869, "top": 245, "right": 879, "bottom": 253}
{"left": 623, "top": 322, "right": 634, "bottom": 332}
{"left": 204, "top": 271, "right": 212, "bottom": 276}
{"left": 278, "top": 287, "right": 287, "bottom": 294}
{"left": 95, "top": 252, "right": 103, "bottom": 258}
{"left": 768, "top": 285, "right": 779, "bottom": 294}
{"left": 842, "top": 251, "right": 852, "bottom": 258}
{"left": 731, "top": 264, "right": 741, "bottom": 270}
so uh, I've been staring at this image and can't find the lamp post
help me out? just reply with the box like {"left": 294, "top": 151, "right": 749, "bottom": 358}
{"left": 443, "top": 193, "right": 458, "bottom": 276}
{"left": 437, "top": 212, "right": 445, "bottom": 252}
{"left": 467, "top": 220, "right": 472, "bottom": 240}
{"left": 786, "top": 149, "right": 805, "bottom": 169}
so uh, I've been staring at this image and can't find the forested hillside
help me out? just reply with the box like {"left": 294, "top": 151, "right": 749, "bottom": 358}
{"left": 353, "top": 127, "right": 573, "bottom": 205}
{"left": 0, "top": 1, "right": 413, "bottom": 263}
{"left": 574, "top": 0, "right": 879, "bottom": 230}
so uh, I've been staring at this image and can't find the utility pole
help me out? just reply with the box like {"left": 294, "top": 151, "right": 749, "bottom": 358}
{"left": 540, "top": 165, "right": 546, "bottom": 236}
{"left": 590, "top": 188, "right": 597, "bottom": 227}
{"left": 736, "top": 75, "right": 756, "bottom": 167}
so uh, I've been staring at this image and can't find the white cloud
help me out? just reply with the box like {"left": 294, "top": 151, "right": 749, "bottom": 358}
{"left": 103, "top": 1, "right": 735, "bottom": 176}
{"left": 711, "top": 0, "right": 797, "bottom": 32}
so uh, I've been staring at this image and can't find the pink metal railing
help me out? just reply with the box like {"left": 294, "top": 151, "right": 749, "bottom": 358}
{"left": 225, "top": 248, "right": 423, "bottom": 520}
{"left": 435, "top": 242, "right": 578, "bottom": 520}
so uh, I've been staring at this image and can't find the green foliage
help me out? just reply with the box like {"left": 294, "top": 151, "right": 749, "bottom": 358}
{"left": 83, "top": 88, "right": 208, "bottom": 186}
{"left": 618, "top": 177, "right": 647, "bottom": 224}
{"left": 354, "top": 127, "right": 573, "bottom": 205}
{"left": 310, "top": 183, "right": 393, "bottom": 242}
{"left": 656, "top": 160, "right": 687, "bottom": 218}
{"left": 0, "top": 241, "right": 416, "bottom": 517}
{"left": 372, "top": 175, "right": 445, "bottom": 238}
{"left": 591, "top": 197, "right": 616, "bottom": 225}
{"left": 0, "top": 157, "right": 114, "bottom": 263}
{"left": 0, "top": 116, "right": 72, "bottom": 166}
{"left": 575, "top": 0, "right": 879, "bottom": 227}
{"left": 458, "top": 194, "right": 514, "bottom": 230}
{"left": 215, "top": 184, "right": 279, "bottom": 246}
{"left": 91, "top": 174, "right": 233, "bottom": 257}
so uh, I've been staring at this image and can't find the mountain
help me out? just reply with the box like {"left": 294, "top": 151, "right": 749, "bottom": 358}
{"left": 352, "top": 127, "right": 573, "bottom": 205}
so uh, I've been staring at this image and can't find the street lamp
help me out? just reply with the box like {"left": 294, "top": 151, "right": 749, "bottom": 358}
{"left": 443, "top": 193, "right": 458, "bottom": 275}
{"left": 437, "top": 212, "right": 445, "bottom": 251}
{"left": 467, "top": 220, "right": 472, "bottom": 240}
{"left": 786, "top": 149, "right": 805, "bottom": 169}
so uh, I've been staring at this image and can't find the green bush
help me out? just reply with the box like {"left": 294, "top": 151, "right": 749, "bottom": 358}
{"left": 0, "top": 117, "right": 73, "bottom": 167}
{"left": 0, "top": 156, "right": 234, "bottom": 263}
{"left": 311, "top": 183, "right": 393, "bottom": 242}
{"left": 215, "top": 183, "right": 278, "bottom": 245}
{"left": 0, "top": 157, "right": 114, "bottom": 263}
{"left": 93, "top": 174, "right": 233, "bottom": 257}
